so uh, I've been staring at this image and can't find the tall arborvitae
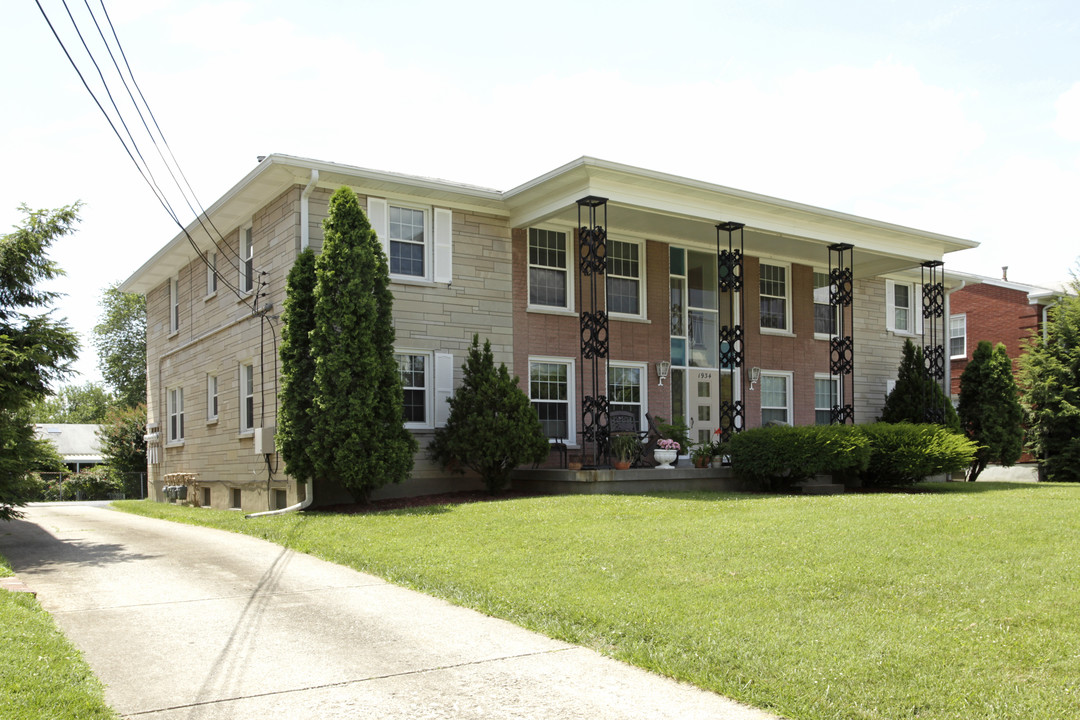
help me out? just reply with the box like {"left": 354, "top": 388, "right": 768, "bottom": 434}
{"left": 276, "top": 247, "right": 318, "bottom": 485}
{"left": 958, "top": 341, "right": 1024, "bottom": 481}
{"left": 309, "top": 188, "right": 416, "bottom": 502}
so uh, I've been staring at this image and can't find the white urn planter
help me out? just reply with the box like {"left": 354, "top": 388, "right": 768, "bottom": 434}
{"left": 654, "top": 449, "right": 678, "bottom": 469}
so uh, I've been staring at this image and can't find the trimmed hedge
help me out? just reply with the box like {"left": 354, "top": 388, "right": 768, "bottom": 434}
{"left": 858, "top": 422, "right": 977, "bottom": 487}
{"left": 728, "top": 423, "right": 976, "bottom": 491}
{"left": 726, "top": 424, "right": 871, "bottom": 491}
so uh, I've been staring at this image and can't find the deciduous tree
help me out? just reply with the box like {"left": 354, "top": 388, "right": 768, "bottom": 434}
{"left": 31, "top": 381, "right": 115, "bottom": 423}
{"left": 958, "top": 341, "right": 1024, "bottom": 481}
{"left": 309, "top": 187, "right": 416, "bottom": 502}
{"left": 92, "top": 282, "right": 146, "bottom": 408}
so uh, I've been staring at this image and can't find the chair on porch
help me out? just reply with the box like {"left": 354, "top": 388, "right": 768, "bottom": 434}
{"left": 609, "top": 411, "right": 660, "bottom": 468}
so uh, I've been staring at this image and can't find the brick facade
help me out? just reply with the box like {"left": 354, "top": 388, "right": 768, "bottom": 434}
{"left": 949, "top": 281, "right": 1048, "bottom": 396}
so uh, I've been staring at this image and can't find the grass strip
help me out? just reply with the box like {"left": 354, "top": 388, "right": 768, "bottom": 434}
{"left": 115, "top": 482, "right": 1080, "bottom": 720}
{"left": 0, "top": 551, "right": 117, "bottom": 720}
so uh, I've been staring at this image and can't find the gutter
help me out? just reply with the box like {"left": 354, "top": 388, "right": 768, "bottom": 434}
{"left": 244, "top": 487, "right": 313, "bottom": 518}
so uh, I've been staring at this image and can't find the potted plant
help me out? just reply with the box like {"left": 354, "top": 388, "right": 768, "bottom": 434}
{"left": 654, "top": 438, "right": 680, "bottom": 469}
{"left": 690, "top": 443, "right": 713, "bottom": 468}
{"left": 653, "top": 415, "right": 691, "bottom": 467}
{"left": 610, "top": 435, "right": 640, "bottom": 470}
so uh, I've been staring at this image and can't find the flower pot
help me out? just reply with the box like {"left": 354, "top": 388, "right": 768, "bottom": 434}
{"left": 613, "top": 460, "right": 632, "bottom": 470}
{"left": 693, "top": 456, "right": 710, "bottom": 468}
{"left": 567, "top": 460, "right": 583, "bottom": 471}
{"left": 654, "top": 448, "right": 677, "bottom": 469}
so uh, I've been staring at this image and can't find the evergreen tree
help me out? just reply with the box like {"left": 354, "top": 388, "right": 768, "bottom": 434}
{"left": 430, "top": 335, "right": 550, "bottom": 493}
{"left": 92, "top": 283, "right": 146, "bottom": 408}
{"left": 1019, "top": 278, "right": 1080, "bottom": 482}
{"left": 276, "top": 248, "right": 318, "bottom": 484}
{"left": 958, "top": 341, "right": 1024, "bottom": 481}
{"left": 0, "top": 203, "right": 81, "bottom": 520}
{"left": 881, "top": 338, "right": 959, "bottom": 430}
{"left": 309, "top": 188, "right": 416, "bottom": 502}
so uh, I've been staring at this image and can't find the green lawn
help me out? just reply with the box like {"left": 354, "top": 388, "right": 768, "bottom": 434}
{"left": 0, "top": 554, "right": 117, "bottom": 720}
{"left": 115, "top": 482, "right": 1080, "bottom": 720}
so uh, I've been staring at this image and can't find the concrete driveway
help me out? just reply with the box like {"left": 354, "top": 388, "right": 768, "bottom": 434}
{"left": 1, "top": 503, "right": 779, "bottom": 720}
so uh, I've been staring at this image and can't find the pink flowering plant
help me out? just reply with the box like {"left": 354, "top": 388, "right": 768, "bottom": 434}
{"left": 657, "top": 438, "right": 681, "bottom": 452}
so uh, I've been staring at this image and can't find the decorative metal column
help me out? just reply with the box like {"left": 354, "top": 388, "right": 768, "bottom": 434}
{"left": 578, "top": 196, "right": 609, "bottom": 468}
{"left": 828, "top": 243, "right": 855, "bottom": 424}
{"left": 716, "top": 222, "right": 745, "bottom": 443}
{"left": 921, "top": 260, "right": 947, "bottom": 423}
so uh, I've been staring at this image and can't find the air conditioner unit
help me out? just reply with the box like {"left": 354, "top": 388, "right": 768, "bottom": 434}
{"left": 253, "top": 426, "right": 276, "bottom": 455}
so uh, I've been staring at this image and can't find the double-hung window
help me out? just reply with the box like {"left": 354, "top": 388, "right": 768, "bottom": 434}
{"left": 167, "top": 387, "right": 184, "bottom": 443}
{"left": 396, "top": 353, "right": 430, "bottom": 428}
{"left": 813, "top": 271, "right": 838, "bottom": 336}
{"left": 240, "top": 363, "right": 254, "bottom": 433}
{"left": 240, "top": 226, "right": 254, "bottom": 294}
{"left": 389, "top": 205, "right": 426, "bottom": 278}
{"left": 886, "top": 280, "right": 921, "bottom": 334}
{"left": 169, "top": 277, "right": 180, "bottom": 333}
{"left": 528, "top": 228, "right": 570, "bottom": 310}
{"left": 530, "top": 358, "right": 574, "bottom": 442}
{"left": 760, "top": 263, "right": 790, "bottom": 332}
{"left": 760, "top": 372, "right": 792, "bottom": 425}
{"left": 608, "top": 363, "right": 646, "bottom": 430}
{"left": 393, "top": 350, "right": 453, "bottom": 429}
{"left": 207, "top": 375, "right": 218, "bottom": 422}
{"left": 814, "top": 375, "right": 839, "bottom": 425}
{"left": 950, "top": 314, "right": 966, "bottom": 359}
{"left": 606, "top": 239, "right": 643, "bottom": 317}
{"left": 367, "top": 199, "right": 452, "bottom": 284}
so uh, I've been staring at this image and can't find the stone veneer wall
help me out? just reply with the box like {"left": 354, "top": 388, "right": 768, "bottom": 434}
{"left": 146, "top": 184, "right": 515, "bottom": 511}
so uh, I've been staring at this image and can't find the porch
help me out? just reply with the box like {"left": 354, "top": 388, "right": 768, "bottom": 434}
{"left": 511, "top": 465, "right": 846, "bottom": 496}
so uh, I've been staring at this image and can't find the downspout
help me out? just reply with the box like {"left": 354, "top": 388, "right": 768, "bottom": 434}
{"left": 246, "top": 168, "right": 320, "bottom": 519}
{"left": 300, "top": 169, "right": 319, "bottom": 251}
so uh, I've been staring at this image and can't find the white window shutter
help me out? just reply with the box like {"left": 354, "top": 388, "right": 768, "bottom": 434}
{"left": 915, "top": 283, "right": 924, "bottom": 335}
{"left": 433, "top": 207, "right": 453, "bottom": 284}
{"left": 434, "top": 352, "right": 454, "bottom": 427}
{"left": 367, "top": 197, "right": 389, "bottom": 257}
{"left": 885, "top": 280, "right": 896, "bottom": 332}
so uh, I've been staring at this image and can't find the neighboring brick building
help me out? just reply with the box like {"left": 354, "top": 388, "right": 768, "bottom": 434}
{"left": 122, "top": 155, "right": 977, "bottom": 511}
{"left": 947, "top": 273, "right": 1062, "bottom": 398}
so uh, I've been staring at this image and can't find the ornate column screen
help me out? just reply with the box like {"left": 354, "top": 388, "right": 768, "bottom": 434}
{"left": 921, "top": 260, "right": 947, "bottom": 423}
{"left": 828, "top": 243, "right": 855, "bottom": 424}
{"left": 577, "top": 196, "right": 609, "bottom": 468}
{"left": 716, "top": 222, "right": 745, "bottom": 443}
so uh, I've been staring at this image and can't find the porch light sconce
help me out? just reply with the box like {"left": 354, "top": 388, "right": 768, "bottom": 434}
{"left": 656, "top": 360, "right": 671, "bottom": 386}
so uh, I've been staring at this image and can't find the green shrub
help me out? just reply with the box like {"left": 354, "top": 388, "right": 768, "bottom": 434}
{"left": 62, "top": 466, "right": 124, "bottom": 500}
{"left": 728, "top": 425, "right": 871, "bottom": 491}
{"left": 430, "top": 335, "right": 550, "bottom": 493}
{"left": 859, "top": 422, "right": 977, "bottom": 487}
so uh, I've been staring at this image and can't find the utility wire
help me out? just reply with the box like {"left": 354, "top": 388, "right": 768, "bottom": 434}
{"left": 37, "top": 0, "right": 256, "bottom": 312}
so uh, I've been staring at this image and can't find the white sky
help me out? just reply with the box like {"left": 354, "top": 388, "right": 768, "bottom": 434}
{"left": 3, "top": 0, "right": 1079, "bottom": 386}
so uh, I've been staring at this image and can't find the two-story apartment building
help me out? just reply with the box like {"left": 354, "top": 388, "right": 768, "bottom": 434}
{"left": 121, "top": 155, "right": 977, "bottom": 511}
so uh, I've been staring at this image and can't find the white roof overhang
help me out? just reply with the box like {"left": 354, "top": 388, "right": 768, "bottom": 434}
{"left": 504, "top": 157, "right": 978, "bottom": 279}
